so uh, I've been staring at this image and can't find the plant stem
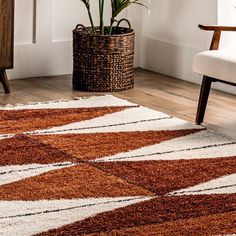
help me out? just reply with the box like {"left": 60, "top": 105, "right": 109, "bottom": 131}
{"left": 109, "top": 17, "right": 115, "bottom": 35}
{"left": 86, "top": 3, "right": 96, "bottom": 34}
{"left": 88, "top": 10, "right": 96, "bottom": 34}
{"left": 99, "top": 0, "right": 105, "bottom": 35}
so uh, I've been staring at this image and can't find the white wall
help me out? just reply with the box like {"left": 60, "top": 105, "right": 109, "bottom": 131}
{"left": 139, "top": 0, "right": 217, "bottom": 84}
{"left": 218, "top": 0, "right": 236, "bottom": 50}
{"left": 139, "top": 0, "right": 236, "bottom": 94}
{"left": 216, "top": 0, "right": 236, "bottom": 93}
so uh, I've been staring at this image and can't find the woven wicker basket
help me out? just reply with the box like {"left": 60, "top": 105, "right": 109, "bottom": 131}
{"left": 73, "top": 19, "right": 135, "bottom": 92}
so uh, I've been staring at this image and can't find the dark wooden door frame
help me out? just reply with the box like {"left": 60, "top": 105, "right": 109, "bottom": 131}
{"left": 0, "top": 0, "right": 14, "bottom": 93}
{"left": 195, "top": 24, "right": 236, "bottom": 125}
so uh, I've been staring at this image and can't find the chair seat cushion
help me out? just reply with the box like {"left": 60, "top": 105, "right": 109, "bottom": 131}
{"left": 193, "top": 50, "right": 236, "bottom": 84}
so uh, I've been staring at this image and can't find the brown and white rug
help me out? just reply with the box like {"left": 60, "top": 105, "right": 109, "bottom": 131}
{"left": 0, "top": 95, "right": 235, "bottom": 236}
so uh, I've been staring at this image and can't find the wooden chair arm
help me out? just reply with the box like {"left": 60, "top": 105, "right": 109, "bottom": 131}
{"left": 198, "top": 24, "right": 236, "bottom": 50}
{"left": 199, "top": 24, "right": 236, "bottom": 31}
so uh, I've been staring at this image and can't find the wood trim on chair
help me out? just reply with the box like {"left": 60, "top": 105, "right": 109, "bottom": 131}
{"left": 210, "top": 30, "right": 221, "bottom": 50}
{"left": 198, "top": 24, "right": 236, "bottom": 32}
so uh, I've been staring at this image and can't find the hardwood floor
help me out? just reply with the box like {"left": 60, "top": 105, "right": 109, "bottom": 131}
{"left": 0, "top": 68, "right": 235, "bottom": 138}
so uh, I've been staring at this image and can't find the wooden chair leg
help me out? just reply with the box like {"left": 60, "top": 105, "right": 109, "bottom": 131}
{"left": 195, "top": 76, "right": 212, "bottom": 125}
{"left": 0, "top": 70, "right": 11, "bottom": 93}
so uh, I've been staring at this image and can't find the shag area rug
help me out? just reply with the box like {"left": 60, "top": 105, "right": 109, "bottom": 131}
{"left": 0, "top": 95, "right": 235, "bottom": 236}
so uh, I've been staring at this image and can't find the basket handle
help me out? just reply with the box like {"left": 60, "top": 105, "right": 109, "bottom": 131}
{"left": 75, "top": 24, "right": 90, "bottom": 34}
{"left": 116, "top": 19, "right": 131, "bottom": 29}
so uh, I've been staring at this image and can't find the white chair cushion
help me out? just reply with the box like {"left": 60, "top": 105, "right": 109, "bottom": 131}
{"left": 193, "top": 50, "right": 236, "bottom": 84}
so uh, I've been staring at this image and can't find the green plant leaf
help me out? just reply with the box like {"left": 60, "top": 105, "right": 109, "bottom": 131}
{"left": 78, "top": 0, "right": 149, "bottom": 35}
{"left": 79, "top": 0, "right": 96, "bottom": 34}
{"left": 109, "top": 0, "right": 148, "bottom": 34}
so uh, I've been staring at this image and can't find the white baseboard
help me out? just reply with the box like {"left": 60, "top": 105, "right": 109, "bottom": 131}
{"left": 139, "top": 35, "right": 236, "bottom": 95}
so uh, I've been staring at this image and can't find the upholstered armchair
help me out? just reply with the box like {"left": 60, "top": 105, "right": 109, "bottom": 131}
{"left": 193, "top": 25, "right": 236, "bottom": 124}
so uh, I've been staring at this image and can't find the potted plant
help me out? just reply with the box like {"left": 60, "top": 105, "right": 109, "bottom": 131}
{"left": 73, "top": 0, "right": 149, "bottom": 92}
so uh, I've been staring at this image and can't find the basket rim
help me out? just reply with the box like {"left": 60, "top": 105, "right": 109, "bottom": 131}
{"left": 73, "top": 26, "right": 135, "bottom": 38}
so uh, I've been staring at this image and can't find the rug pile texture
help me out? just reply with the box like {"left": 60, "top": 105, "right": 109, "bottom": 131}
{"left": 0, "top": 95, "right": 235, "bottom": 236}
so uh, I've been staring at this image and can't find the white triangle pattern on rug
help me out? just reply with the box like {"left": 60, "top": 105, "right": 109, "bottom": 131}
{"left": 0, "top": 95, "right": 134, "bottom": 111}
{"left": 0, "top": 196, "right": 152, "bottom": 236}
{"left": 0, "top": 163, "right": 75, "bottom": 186}
{"left": 28, "top": 106, "right": 201, "bottom": 135}
{"left": 94, "top": 130, "right": 236, "bottom": 162}
{"left": 0, "top": 135, "right": 14, "bottom": 140}
{"left": 169, "top": 173, "right": 236, "bottom": 196}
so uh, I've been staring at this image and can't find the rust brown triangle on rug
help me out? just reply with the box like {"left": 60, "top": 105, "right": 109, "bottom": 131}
{"left": 0, "top": 164, "right": 154, "bottom": 201}
{"left": 0, "top": 106, "right": 131, "bottom": 134}
{"left": 79, "top": 211, "right": 236, "bottom": 236}
{"left": 35, "top": 194, "right": 236, "bottom": 236}
{"left": 32, "top": 129, "right": 201, "bottom": 161}
{"left": 0, "top": 135, "right": 77, "bottom": 166}
{"left": 92, "top": 157, "right": 236, "bottom": 195}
